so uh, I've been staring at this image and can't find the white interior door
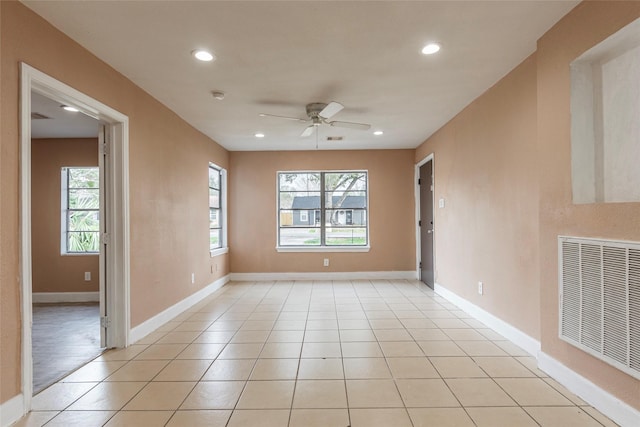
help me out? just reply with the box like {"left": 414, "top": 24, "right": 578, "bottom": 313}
{"left": 98, "top": 124, "right": 108, "bottom": 347}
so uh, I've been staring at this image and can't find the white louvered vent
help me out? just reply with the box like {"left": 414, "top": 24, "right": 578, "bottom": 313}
{"left": 559, "top": 236, "right": 640, "bottom": 379}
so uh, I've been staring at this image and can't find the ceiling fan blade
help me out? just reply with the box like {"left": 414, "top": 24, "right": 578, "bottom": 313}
{"left": 319, "top": 101, "right": 344, "bottom": 119}
{"left": 259, "top": 113, "right": 307, "bottom": 122}
{"left": 329, "top": 120, "right": 371, "bottom": 131}
{"left": 300, "top": 125, "right": 315, "bottom": 137}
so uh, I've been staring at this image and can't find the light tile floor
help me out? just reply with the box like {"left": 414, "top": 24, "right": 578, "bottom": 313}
{"left": 15, "top": 280, "right": 619, "bottom": 426}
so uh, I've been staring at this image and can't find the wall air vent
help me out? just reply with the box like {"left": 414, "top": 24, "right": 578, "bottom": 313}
{"left": 559, "top": 236, "right": 640, "bottom": 379}
{"left": 31, "top": 112, "right": 51, "bottom": 119}
{"left": 326, "top": 136, "right": 343, "bottom": 141}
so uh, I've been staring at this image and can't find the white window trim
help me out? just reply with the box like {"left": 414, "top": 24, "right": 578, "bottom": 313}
{"left": 276, "top": 245, "right": 370, "bottom": 253}
{"left": 209, "top": 163, "right": 228, "bottom": 257}
{"left": 276, "top": 169, "right": 370, "bottom": 252}
{"left": 210, "top": 247, "right": 229, "bottom": 257}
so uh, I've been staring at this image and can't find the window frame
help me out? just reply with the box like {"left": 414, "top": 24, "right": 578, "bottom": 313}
{"left": 61, "top": 166, "right": 100, "bottom": 255}
{"left": 276, "top": 170, "right": 370, "bottom": 253}
{"left": 209, "top": 162, "right": 228, "bottom": 257}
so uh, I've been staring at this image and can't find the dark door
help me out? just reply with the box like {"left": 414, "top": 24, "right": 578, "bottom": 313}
{"left": 420, "top": 160, "right": 434, "bottom": 288}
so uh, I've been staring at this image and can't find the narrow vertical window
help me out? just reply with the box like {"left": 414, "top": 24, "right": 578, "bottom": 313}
{"left": 62, "top": 167, "right": 100, "bottom": 254}
{"left": 209, "top": 163, "right": 227, "bottom": 254}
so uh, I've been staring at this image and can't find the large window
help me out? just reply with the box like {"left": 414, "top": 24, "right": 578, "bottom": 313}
{"left": 278, "top": 171, "right": 368, "bottom": 249}
{"left": 61, "top": 167, "right": 100, "bottom": 254}
{"left": 209, "top": 163, "right": 227, "bottom": 254}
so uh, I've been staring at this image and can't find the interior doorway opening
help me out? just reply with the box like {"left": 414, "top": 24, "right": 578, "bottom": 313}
{"left": 30, "top": 92, "right": 104, "bottom": 393}
{"left": 20, "top": 63, "right": 131, "bottom": 413}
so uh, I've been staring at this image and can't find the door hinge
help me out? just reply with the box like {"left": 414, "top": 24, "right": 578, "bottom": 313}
{"left": 101, "top": 232, "right": 110, "bottom": 245}
{"left": 418, "top": 178, "right": 421, "bottom": 185}
{"left": 100, "top": 316, "right": 111, "bottom": 328}
{"left": 418, "top": 220, "right": 422, "bottom": 227}
{"left": 430, "top": 185, "right": 434, "bottom": 191}
{"left": 100, "top": 141, "right": 110, "bottom": 155}
{"left": 419, "top": 262, "right": 422, "bottom": 268}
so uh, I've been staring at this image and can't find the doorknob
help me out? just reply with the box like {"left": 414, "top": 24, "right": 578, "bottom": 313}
{"left": 427, "top": 229, "right": 433, "bottom": 234}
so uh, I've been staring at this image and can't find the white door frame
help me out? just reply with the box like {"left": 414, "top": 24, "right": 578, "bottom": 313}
{"left": 415, "top": 153, "right": 435, "bottom": 281}
{"left": 20, "top": 63, "right": 130, "bottom": 411}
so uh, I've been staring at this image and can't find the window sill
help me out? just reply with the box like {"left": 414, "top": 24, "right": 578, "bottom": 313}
{"left": 210, "top": 247, "right": 229, "bottom": 258}
{"left": 276, "top": 246, "right": 370, "bottom": 253}
{"left": 61, "top": 252, "right": 99, "bottom": 256}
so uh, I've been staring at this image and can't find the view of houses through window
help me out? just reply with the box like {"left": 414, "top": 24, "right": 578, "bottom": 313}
{"left": 278, "top": 171, "right": 368, "bottom": 247}
{"left": 62, "top": 167, "right": 100, "bottom": 254}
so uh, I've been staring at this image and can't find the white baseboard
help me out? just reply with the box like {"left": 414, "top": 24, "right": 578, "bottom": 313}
{"left": 32, "top": 292, "right": 99, "bottom": 303}
{"left": 229, "top": 271, "right": 418, "bottom": 281}
{"left": 434, "top": 283, "right": 639, "bottom": 426}
{"left": 0, "top": 394, "right": 24, "bottom": 427}
{"left": 538, "top": 352, "right": 640, "bottom": 427}
{"left": 129, "top": 275, "right": 229, "bottom": 344}
{"left": 434, "top": 283, "right": 541, "bottom": 357}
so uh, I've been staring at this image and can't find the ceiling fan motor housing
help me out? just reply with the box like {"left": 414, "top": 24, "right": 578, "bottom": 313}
{"left": 306, "top": 103, "right": 328, "bottom": 118}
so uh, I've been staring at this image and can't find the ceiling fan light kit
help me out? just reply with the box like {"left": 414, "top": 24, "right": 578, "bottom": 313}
{"left": 260, "top": 101, "right": 371, "bottom": 137}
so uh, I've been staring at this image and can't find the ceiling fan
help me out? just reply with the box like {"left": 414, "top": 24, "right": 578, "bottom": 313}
{"left": 259, "top": 102, "right": 371, "bottom": 137}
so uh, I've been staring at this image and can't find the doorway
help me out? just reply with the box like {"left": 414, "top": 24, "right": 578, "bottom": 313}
{"left": 30, "top": 92, "right": 103, "bottom": 392}
{"left": 417, "top": 156, "right": 435, "bottom": 288}
{"left": 20, "top": 63, "right": 131, "bottom": 412}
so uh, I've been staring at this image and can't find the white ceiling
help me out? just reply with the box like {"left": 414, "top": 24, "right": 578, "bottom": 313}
{"left": 22, "top": 1, "right": 578, "bottom": 151}
{"left": 31, "top": 92, "right": 99, "bottom": 139}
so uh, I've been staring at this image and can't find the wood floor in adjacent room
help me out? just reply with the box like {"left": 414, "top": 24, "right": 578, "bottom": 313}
{"left": 18, "top": 281, "right": 617, "bottom": 426}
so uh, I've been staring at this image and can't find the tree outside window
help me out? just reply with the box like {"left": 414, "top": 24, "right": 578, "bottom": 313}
{"left": 278, "top": 171, "right": 368, "bottom": 247}
{"left": 62, "top": 167, "right": 100, "bottom": 253}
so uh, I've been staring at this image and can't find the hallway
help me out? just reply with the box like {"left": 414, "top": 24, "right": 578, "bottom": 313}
{"left": 17, "top": 280, "right": 616, "bottom": 426}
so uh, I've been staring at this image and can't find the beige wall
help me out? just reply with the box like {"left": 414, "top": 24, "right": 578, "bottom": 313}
{"left": 229, "top": 150, "right": 415, "bottom": 273}
{"left": 416, "top": 0, "right": 640, "bottom": 411}
{"left": 3, "top": 0, "right": 639, "bottom": 416}
{"left": 415, "top": 54, "right": 540, "bottom": 339}
{"left": 31, "top": 138, "right": 100, "bottom": 294}
{"left": 537, "top": 1, "right": 640, "bottom": 411}
{"left": 1, "top": 1, "right": 229, "bottom": 403}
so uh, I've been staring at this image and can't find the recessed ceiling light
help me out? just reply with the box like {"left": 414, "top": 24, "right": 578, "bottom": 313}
{"left": 61, "top": 105, "right": 79, "bottom": 112}
{"left": 255, "top": 133, "right": 265, "bottom": 138}
{"left": 192, "top": 49, "right": 215, "bottom": 62}
{"left": 373, "top": 130, "right": 384, "bottom": 136}
{"left": 421, "top": 43, "right": 441, "bottom": 55}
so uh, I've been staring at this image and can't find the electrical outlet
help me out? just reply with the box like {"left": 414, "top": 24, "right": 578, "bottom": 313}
{"left": 84, "top": 272, "right": 91, "bottom": 281}
{"left": 323, "top": 258, "right": 329, "bottom": 267}
{"left": 191, "top": 273, "right": 195, "bottom": 284}
{"left": 478, "top": 281, "right": 483, "bottom": 295}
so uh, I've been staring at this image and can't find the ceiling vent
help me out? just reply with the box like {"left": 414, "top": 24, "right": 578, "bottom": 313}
{"left": 327, "top": 136, "right": 343, "bottom": 141}
{"left": 559, "top": 236, "right": 640, "bottom": 379}
{"left": 31, "top": 112, "right": 51, "bottom": 120}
